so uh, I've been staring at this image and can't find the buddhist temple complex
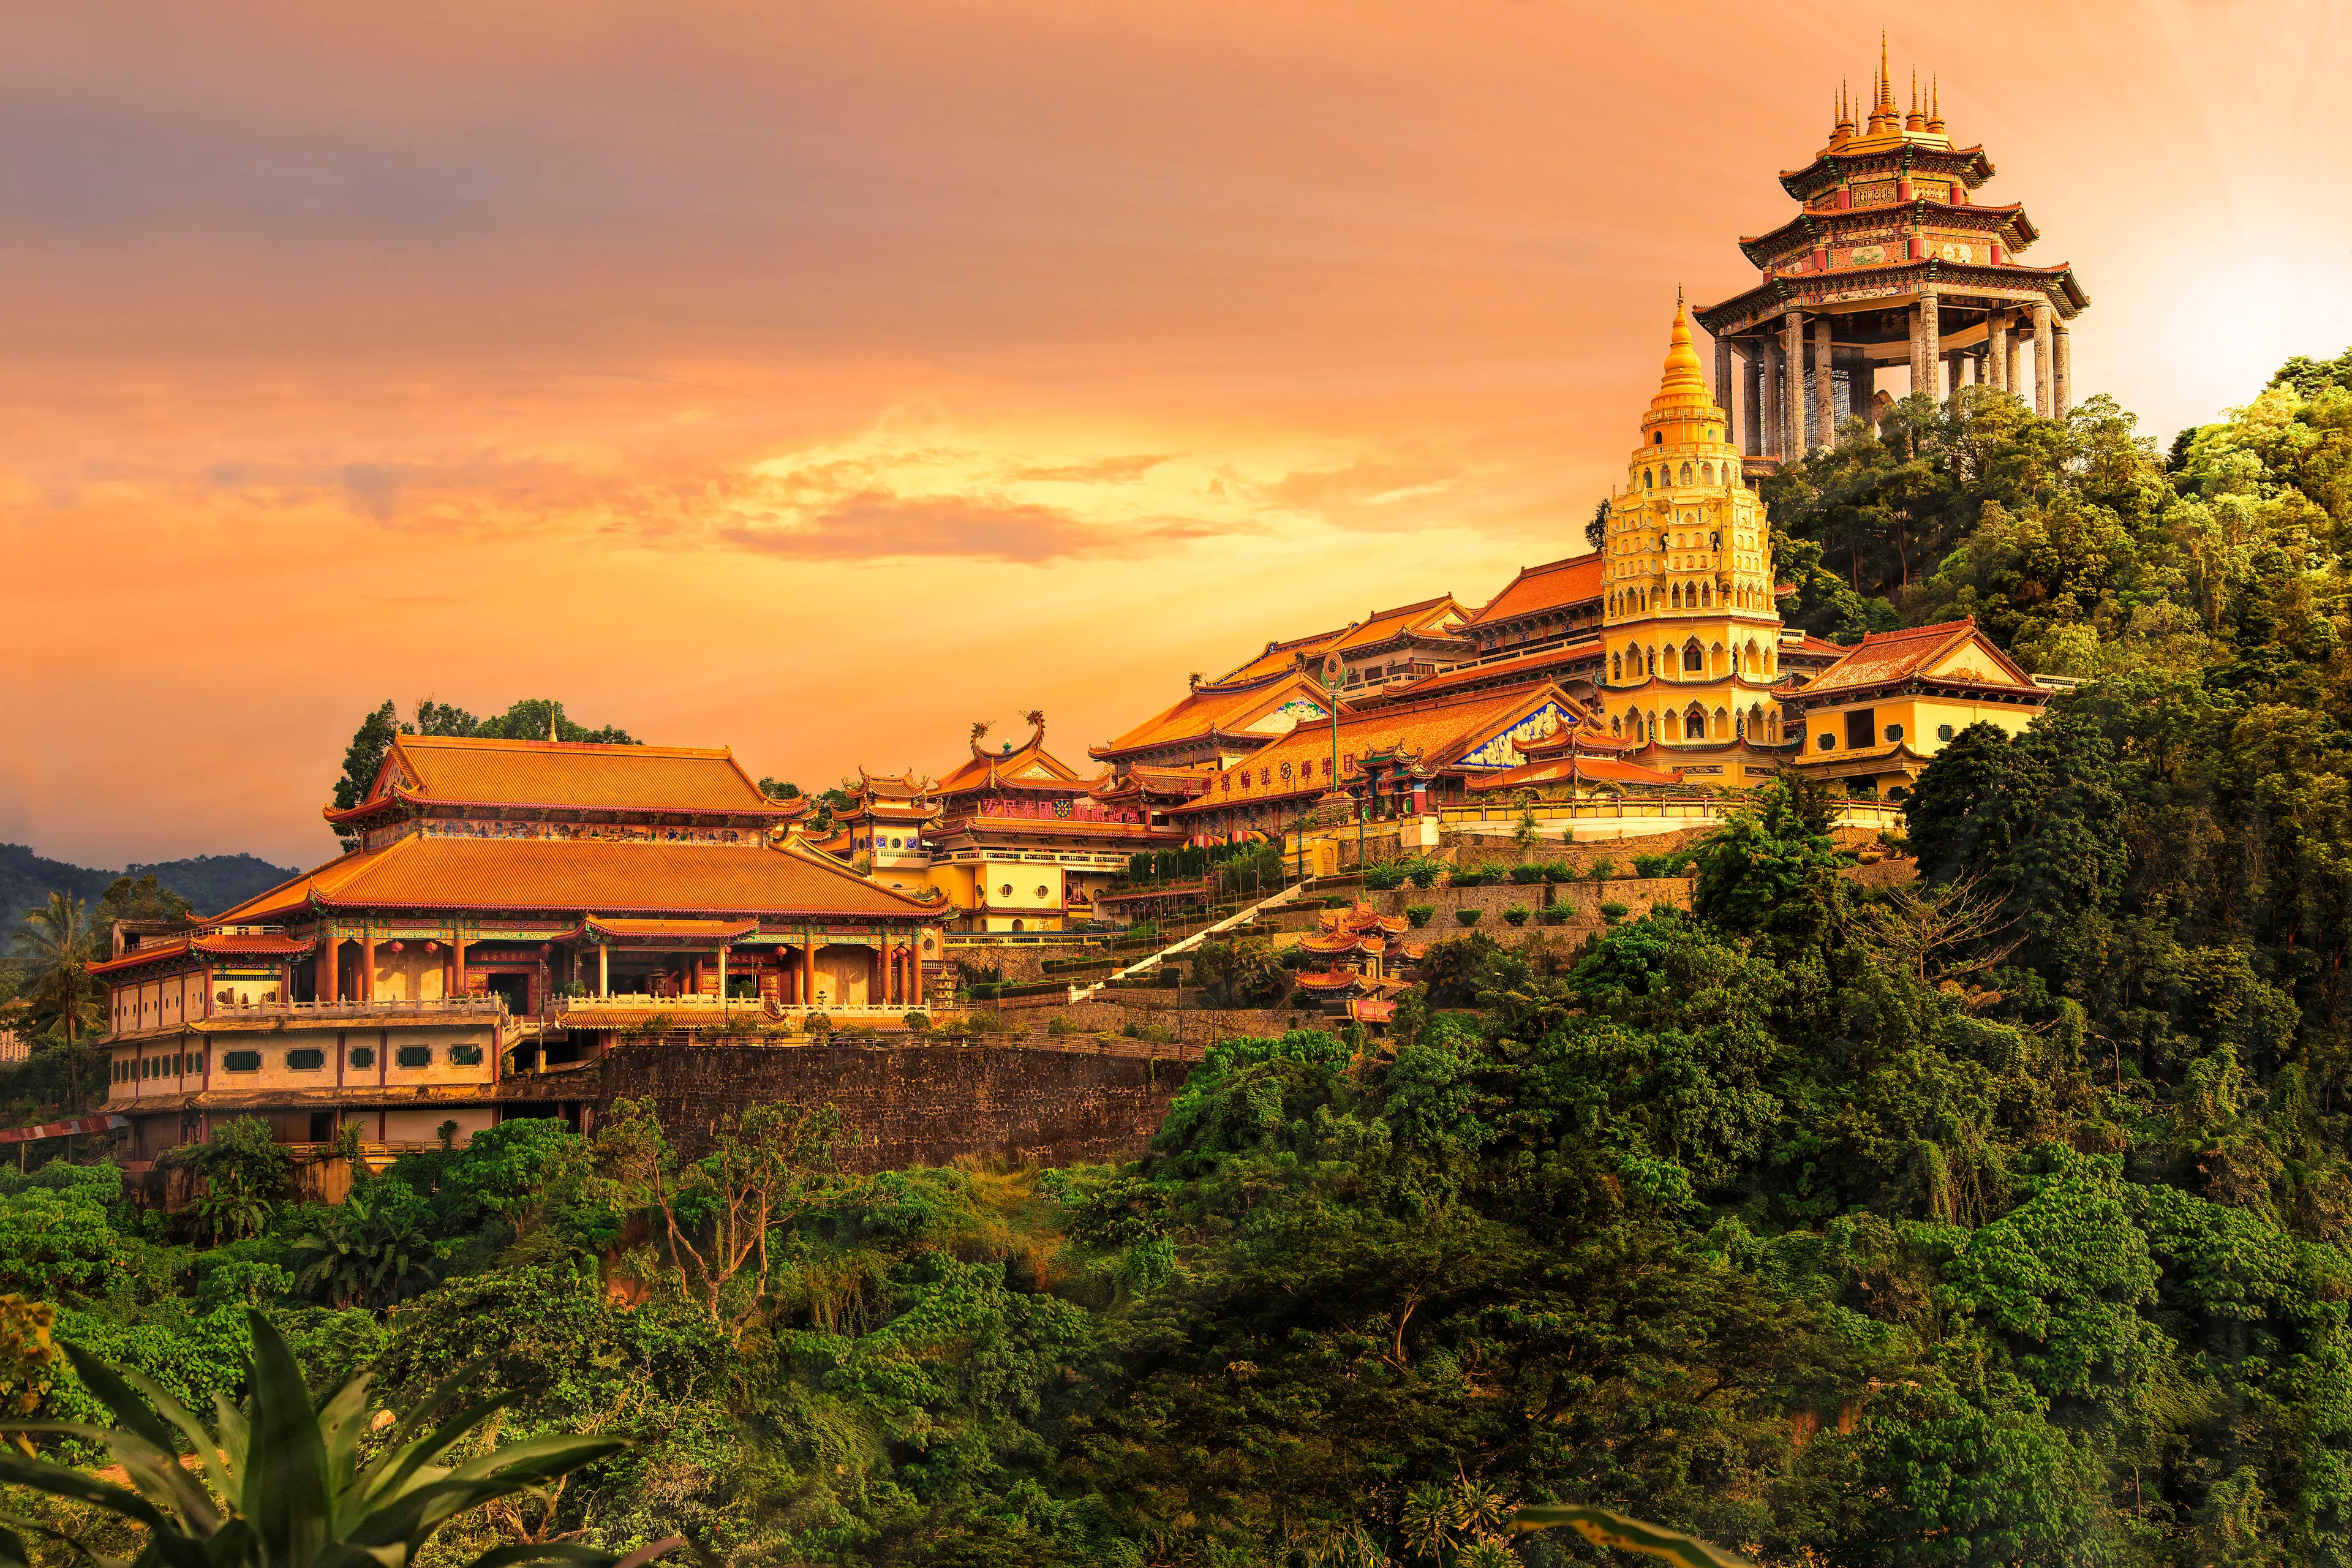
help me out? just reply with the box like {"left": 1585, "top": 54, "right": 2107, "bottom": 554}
{"left": 88, "top": 47, "right": 2074, "bottom": 1158}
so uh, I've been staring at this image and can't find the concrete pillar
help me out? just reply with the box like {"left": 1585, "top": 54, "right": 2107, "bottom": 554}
{"left": 715, "top": 944, "right": 728, "bottom": 1005}
{"left": 451, "top": 933, "right": 467, "bottom": 1000}
{"left": 2007, "top": 326, "right": 2023, "bottom": 393}
{"left": 1744, "top": 344, "right": 1763, "bottom": 456}
{"left": 1988, "top": 309, "right": 2009, "bottom": 392}
{"left": 2032, "top": 299, "right": 2054, "bottom": 415}
{"left": 801, "top": 938, "right": 815, "bottom": 1008}
{"left": 1811, "top": 315, "right": 1835, "bottom": 448}
{"left": 1855, "top": 357, "right": 1878, "bottom": 424}
{"left": 598, "top": 943, "right": 608, "bottom": 998}
{"left": 1714, "top": 337, "right": 1733, "bottom": 428}
{"left": 361, "top": 932, "right": 376, "bottom": 1001}
{"left": 1765, "top": 343, "right": 1784, "bottom": 457}
{"left": 317, "top": 928, "right": 337, "bottom": 1003}
{"left": 1781, "top": 310, "right": 1805, "bottom": 455}
{"left": 1920, "top": 290, "right": 1941, "bottom": 402}
{"left": 910, "top": 939, "right": 923, "bottom": 1008}
{"left": 2054, "top": 324, "right": 2071, "bottom": 418}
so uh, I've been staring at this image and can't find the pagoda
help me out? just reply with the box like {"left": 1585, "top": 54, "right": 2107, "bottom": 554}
{"left": 1596, "top": 301, "right": 1808, "bottom": 788}
{"left": 1695, "top": 37, "right": 2090, "bottom": 464}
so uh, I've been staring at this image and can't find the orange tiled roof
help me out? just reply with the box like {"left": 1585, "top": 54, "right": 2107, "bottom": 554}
{"left": 1383, "top": 640, "right": 1601, "bottom": 701}
{"left": 1172, "top": 684, "right": 1590, "bottom": 814}
{"left": 935, "top": 715, "right": 1097, "bottom": 794}
{"left": 1093, "top": 671, "right": 1329, "bottom": 758}
{"left": 88, "top": 931, "right": 320, "bottom": 976}
{"left": 353, "top": 735, "right": 780, "bottom": 817}
{"left": 1330, "top": 595, "right": 1466, "bottom": 653}
{"left": 1796, "top": 617, "right": 2038, "bottom": 700}
{"left": 209, "top": 835, "right": 937, "bottom": 922}
{"left": 1210, "top": 627, "right": 1351, "bottom": 688}
{"left": 1463, "top": 555, "right": 1605, "bottom": 629}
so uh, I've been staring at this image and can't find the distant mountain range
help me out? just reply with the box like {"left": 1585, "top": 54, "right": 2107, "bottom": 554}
{"left": 0, "top": 844, "right": 301, "bottom": 938}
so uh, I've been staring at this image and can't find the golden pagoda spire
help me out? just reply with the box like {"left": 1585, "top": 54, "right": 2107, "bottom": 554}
{"left": 1928, "top": 75, "right": 1945, "bottom": 134}
{"left": 1648, "top": 293, "right": 1711, "bottom": 415}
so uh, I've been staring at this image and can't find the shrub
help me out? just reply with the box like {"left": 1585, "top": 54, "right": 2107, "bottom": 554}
{"left": 1449, "top": 869, "right": 1494, "bottom": 888}
{"left": 1540, "top": 860, "right": 1575, "bottom": 883}
{"left": 1405, "top": 905, "right": 1436, "bottom": 929}
{"left": 964, "top": 1011, "right": 1009, "bottom": 1035}
{"left": 1503, "top": 905, "right": 1531, "bottom": 926}
{"left": 1405, "top": 861, "right": 1439, "bottom": 888}
{"left": 1507, "top": 864, "right": 1546, "bottom": 885}
{"left": 1587, "top": 856, "right": 1618, "bottom": 883}
{"left": 1363, "top": 861, "right": 1408, "bottom": 891}
{"left": 1454, "top": 908, "right": 1483, "bottom": 927}
{"left": 1537, "top": 907, "right": 1574, "bottom": 925}
{"left": 901, "top": 1010, "right": 930, "bottom": 1032}
{"left": 1599, "top": 900, "right": 1630, "bottom": 923}
{"left": 1047, "top": 1014, "right": 1079, "bottom": 1035}
{"left": 1633, "top": 851, "right": 1696, "bottom": 878}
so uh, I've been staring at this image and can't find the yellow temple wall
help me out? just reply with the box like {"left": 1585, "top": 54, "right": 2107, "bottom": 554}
{"left": 366, "top": 949, "right": 449, "bottom": 1001}
{"left": 1804, "top": 693, "right": 2037, "bottom": 757}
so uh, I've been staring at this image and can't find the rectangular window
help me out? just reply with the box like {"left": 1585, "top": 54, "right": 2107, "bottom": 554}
{"left": 395, "top": 1045, "right": 432, "bottom": 1069}
{"left": 286, "top": 1049, "right": 325, "bottom": 1071}
{"left": 450, "top": 1044, "right": 483, "bottom": 1067}
{"left": 349, "top": 1047, "right": 375, "bottom": 1069}
{"left": 1844, "top": 709, "right": 1877, "bottom": 750}
{"left": 222, "top": 1050, "right": 261, "bottom": 1073}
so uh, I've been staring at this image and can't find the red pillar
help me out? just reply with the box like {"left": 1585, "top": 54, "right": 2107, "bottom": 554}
{"left": 361, "top": 932, "right": 377, "bottom": 1001}
{"left": 801, "top": 939, "right": 815, "bottom": 1006}
{"left": 453, "top": 934, "right": 468, "bottom": 999}
{"left": 317, "top": 928, "right": 337, "bottom": 1002}
{"left": 909, "top": 937, "right": 923, "bottom": 1008}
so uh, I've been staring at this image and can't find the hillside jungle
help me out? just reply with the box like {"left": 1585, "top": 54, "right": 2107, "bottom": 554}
{"left": 1, "top": 349, "right": 2351, "bottom": 1568}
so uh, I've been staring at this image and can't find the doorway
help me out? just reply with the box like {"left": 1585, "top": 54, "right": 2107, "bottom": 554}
{"left": 484, "top": 973, "right": 530, "bottom": 1016}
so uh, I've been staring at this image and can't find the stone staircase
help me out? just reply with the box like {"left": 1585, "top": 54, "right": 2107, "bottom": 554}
{"left": 1069, "top": 878, "right": 1314, "bottom": 1003}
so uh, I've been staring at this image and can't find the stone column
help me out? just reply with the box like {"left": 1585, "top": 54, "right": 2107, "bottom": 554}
{"left": 1714, "top": 337, "right": 1733, "bottom": 428}
{"left": 1988, "top": 309, "right": 2009, "bottom": 391}
{"left": 1765, "top": 343, "right": 1784, "bottom": 457}
{"left": 2032, "top": 299, "right": 2054, "bottom": 415}
{"left": 1744, "top": 343, "right": 1763, "bottom": 456}
{"left": 1920, "top": 289, "right": 1941, "bottom": 401}
{"left": 1855, "top": 357, "right": 1878, "bottom": 424}
{"left": 1781, "top": 311, "right": 1805, "bottom": 454}
{"left": 2054, "top": 323, "right": 2072, "bottom": 418}
{"left": 1811, "top": 315, "right": 1835, "bottom": 448}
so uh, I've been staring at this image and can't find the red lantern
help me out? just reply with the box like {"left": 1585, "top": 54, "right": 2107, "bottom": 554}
{"left": 389, "top": 941, "right": 404, "bottom": 953}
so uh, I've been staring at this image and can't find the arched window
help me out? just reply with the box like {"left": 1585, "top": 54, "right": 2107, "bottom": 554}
{"left": 1700, "top": 582, "right": 1712, "bottom": 608}
{"left": 1679, "top": 462, "right": 1693, "bottom": 484}
{"left": 1670, "top": 583, "right": 1683, "bottom": 609}
{"left": 1709, "top": 530, "right": 1721, "bottom": 549}
{"left": 1643, "top": 469, "right": 1653, "bottom": 488}
{"left": 1611, "top": 651, "right": 1622, "bottom": 680}
{"left": 1714, "top": 706, "right": 1730, "bottom": 737}
{"left": 1711, "top": 640, "right": 1726, "bottom": 674}
{"left": 1663, "top": 709, "right": 1681, "bottom": 740}
{"left": 1611, "top": 714, "right": 1623, "bottom": 736}
{"left": 1683, "top": 638, "right": 1704, "bottom": 673}
{"left": 1653, "top": 431, "right": 1664, "bottom": 445}
{"left": 1701, "top": 462, "right": 1714, "bottom": 484}
{"left": 1749, "top": 703, "right": 1766, "bottom": 741}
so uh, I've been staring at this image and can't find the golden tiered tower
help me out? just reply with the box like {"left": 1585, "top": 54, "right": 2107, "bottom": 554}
{"left": 1600, "top": 301, "right": 1786, "bottom": 769}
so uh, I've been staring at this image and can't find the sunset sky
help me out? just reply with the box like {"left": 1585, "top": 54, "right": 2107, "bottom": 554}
{"left": 5, "top": 1, "right": 2350, "bottom": 872}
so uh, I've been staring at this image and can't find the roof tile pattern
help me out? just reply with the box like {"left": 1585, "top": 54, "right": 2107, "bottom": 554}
{"left": 212, "top": 837, "right": 934, "bottom": 921}
{"left": 1798, "top": 618, "right": 2037, "bottom": 699}
{"left": 379, "top": 736, "right": 776, "bottom": 813}
{"left": 1463, "top": 556, "right": 1605, "bottom": 630}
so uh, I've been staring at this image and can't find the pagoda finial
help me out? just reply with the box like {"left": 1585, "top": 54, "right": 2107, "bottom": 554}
{"left": 1928, "top": 75, "right": 1945, "bottom": 134}
{"left": 1653, "top": 295, "right": 1706, "bottom": 404}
